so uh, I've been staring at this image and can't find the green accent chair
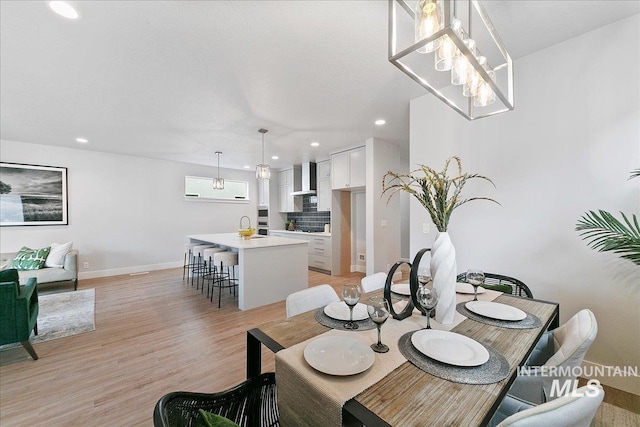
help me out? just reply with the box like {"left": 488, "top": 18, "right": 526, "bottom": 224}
{"left": 0, "top": 269, "right": 39, "bottom": 360}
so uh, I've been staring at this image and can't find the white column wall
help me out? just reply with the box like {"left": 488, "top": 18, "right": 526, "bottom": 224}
{"left": 1, "top": 139, "right": 258, "bottom": 278}
{"left": 410, "top": 15, "right": 640, "bottom": 394}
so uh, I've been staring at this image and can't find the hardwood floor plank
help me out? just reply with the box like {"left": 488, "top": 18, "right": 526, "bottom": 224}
{"left": 0, "top": 268, "right": 635, "bottom": 426}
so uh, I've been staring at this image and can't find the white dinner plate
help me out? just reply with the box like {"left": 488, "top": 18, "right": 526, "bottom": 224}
{"left": 323, "top": 302, "right": 368, "bottom": 321}
{"left": 391, "top": 283, "right": 411, "bottom": 296}
{"left": 411, "top": 330, "right": 489, "bottom": 367}
{"left": 455, "top": 282, "right": 486, "bottom": 295}
{"left": 465, "top": 301, "right": 527, "bottom": 321}
{"left": 303, "top": 336, "right": 375, "bottom": 376}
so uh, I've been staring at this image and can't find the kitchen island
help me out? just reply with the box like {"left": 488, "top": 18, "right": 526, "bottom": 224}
{"left": 188, "top": 233, "right": 309, "bottom": 310}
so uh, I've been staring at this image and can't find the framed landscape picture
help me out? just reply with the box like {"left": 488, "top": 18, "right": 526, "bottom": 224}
{"left": 0, "top": 162, "right": 68, "bottom": 226}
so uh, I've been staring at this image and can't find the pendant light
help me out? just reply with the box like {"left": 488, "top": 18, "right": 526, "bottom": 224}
{"left": 213, "top": 151, "right": 224, "bottom": 190}
{"left": 256, "top": 128, "right": 271, "bottom": 180}
{"left": 390, "top": 0, "right": 514, "bottom": 120}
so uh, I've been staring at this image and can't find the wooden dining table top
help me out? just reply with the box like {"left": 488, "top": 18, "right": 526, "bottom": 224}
{"left": 250, "top": 293, "right": 559, "bottom": 427}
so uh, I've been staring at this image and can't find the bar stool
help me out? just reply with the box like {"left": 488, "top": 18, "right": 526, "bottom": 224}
{"left": 202, "top": 247, "right": 225, "bottom": 296}
{"left": 210, "top": 251, "right": 239, "bottom": 308}
{"left": 191, "top": 245, "right": 215, "bottom": 289}
{"left": 182, "top": 243, "right": 199, "bottom": 281}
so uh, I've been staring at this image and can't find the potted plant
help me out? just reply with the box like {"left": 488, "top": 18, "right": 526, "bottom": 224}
{"left": 382, "top": 156, "right": 499, "bottom": 324}
{"left": 576, "top": 168, "right": 639, "bottom": 266}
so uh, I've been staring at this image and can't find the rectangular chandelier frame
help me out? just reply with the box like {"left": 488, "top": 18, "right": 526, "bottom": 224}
{"left": 389, "top": 0, "right": 514, "bottom": 120}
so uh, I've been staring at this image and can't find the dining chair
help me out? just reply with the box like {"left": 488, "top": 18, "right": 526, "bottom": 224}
{"left": 457, "top": 272, "right": 533, "bottom": 298}
{"left": 285, "top": 284, "right": 340, "bottom": 318}
{"left": 489, "top": 384, "right": 604, "bottom": 427}
{"left": 509, "top": 309, "right": 598, "bottom": 405}
{"left": 360, "top": 272, "right": 387, "bottom": 293}
{"left": 153, "top": 372, "right": 279, "bottom": 427}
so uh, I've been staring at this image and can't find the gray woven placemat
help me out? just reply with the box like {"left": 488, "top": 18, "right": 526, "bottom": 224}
{"left": 314, "top": 309, "right": 376, "bottom": 331}
{"left": 456, "top": 302, "right": 542, "bottom": 329}
{"left": 398, "top": 331, "right": 510, "bottom": 384}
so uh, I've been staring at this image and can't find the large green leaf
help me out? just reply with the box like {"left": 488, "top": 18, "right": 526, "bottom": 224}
{"left": 576, "top": 210, "right": 640, "bottom": 266}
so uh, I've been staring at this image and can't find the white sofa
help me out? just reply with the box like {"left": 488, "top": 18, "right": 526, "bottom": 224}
{"left": 2, "top": 249, "right": 79, "bottom": 290}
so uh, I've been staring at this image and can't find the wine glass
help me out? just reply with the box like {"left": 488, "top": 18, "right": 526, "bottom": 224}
{"left": 366, "top": 296, "right": 390, "bottom": 353}
{"left": 466, "top": 269, "right": 485, "bottom": 301}
{"left": 417, "top": 267, "right": 432, "bottom": 287}
{"left": 416, "top": 284, "right": 439, "bottom": 329}
{"left": 342, "top": 284, "right": 362, "bottom": 330}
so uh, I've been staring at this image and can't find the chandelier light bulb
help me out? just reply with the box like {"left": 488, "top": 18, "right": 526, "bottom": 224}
{"left": 451, "top": 38, "right": 476, "bottom": 85}
{"left": 435, "top": 19, "right": 462, "bottom": 72}
{"left": 414, "top": 0, "right": 442, "bottom": 53}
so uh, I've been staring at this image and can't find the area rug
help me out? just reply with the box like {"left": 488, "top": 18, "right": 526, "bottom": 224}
{"left": 1, "top": 288, "right": 95, "bottom": 349}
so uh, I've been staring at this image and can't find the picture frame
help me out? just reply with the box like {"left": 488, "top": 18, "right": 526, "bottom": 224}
{"left": 0, "top": 162, "right": 68, "bottom": 226}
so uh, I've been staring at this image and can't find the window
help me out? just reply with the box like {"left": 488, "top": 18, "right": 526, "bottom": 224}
{"left": 184, "top": 176, "right": 249, "bottom": 202}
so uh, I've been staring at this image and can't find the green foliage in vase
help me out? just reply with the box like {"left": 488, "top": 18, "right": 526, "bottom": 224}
{"left": 576, "top": 168, "right": 640, "bottom": 266}
{"left": 381, "top": 156, "right": 499, "bottom": 232}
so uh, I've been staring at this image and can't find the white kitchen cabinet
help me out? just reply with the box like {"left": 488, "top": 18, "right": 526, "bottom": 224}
{"left": 308, "top": 235, "right": 332, "bottom": 273}
{"left": 278, "top": 167, "right": 302, "bottom": 212}
{"left": 257, "top": 178, "right": 269, "bottom": 208}
{"left": 269, "top": 231, "right": 332, "bottom": 273}
{"left": 331, "top": 146, "right": 365, "bottom": 190}
{"left": 316, "top": 160, "right": 331, "bottom": 212}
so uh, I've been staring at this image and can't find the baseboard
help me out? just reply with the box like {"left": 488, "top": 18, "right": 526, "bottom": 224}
{"left": 582, "top": 359, "right": 640, "bottom": 396}
{"left": 78, "top": 261, "right": 183, "bottom": 280}
{"left": 350, "top": 265, "right": 366, "bottom": 273}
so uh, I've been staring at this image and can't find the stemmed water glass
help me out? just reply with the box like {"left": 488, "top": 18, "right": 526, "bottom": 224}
{"left": 417, "top": 267, "right": 431, "bottom": 288}
{"left": 466, "top": 269, "right": 485, "bottom": 301}
{"left": 366, "top": 296, "right": 390, "bottom": 353}
{"left": 416, "top": 283, "right": 439, "bottom": 329}
{"left": 342, "top": 284, "right": 362, "bottom": 330}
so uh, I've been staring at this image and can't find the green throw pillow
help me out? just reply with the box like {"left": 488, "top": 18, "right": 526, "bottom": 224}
{"left": 11, "top": 246, "right": 51, "bottom": 270}
{"left": 196, "top": 410, "right": 240, "bottom": 427}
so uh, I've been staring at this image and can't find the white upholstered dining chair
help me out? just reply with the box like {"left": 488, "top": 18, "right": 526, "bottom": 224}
{"left": 490, "top": 384, "right": 604, "bottom": 427}
{"left": 360, "top": 272, "right": 387, "bottom": 293}
{"left": 285, "top": 284, "right": 340, "bottom": 318}
{"left": 509, "top": 309, "right": 598, "bottom": 405}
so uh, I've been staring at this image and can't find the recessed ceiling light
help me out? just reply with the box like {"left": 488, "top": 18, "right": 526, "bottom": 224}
{"left": 310, "top": 141, "right": 320, "bottom": 147}
{"left": 76, "top": 137, "right": 88, "bottom": 143}
{"left": 243, "top": 165, "right": 251, "bottom": 169}
{"left": 375, "top": 119, "right": 386, "bottom": 126}
{"left": 271, "top": 156, "right": 279, "bottom": 160}
{"left": 48, "top": 1, "right": 79, "bottom": 19}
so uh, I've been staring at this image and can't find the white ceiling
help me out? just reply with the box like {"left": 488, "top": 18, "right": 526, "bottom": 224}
{"left": 1, "top": 1, "right": 638, "bottom": 170}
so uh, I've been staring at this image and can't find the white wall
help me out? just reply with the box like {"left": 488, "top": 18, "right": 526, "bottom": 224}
{"left": 1, "top": 139, "right": 258, "bottom": 278}
{"left": 409, "top": 15, "right": 640, "bottom": 394}
{"left": 366, "top": 137, "right": 403, "bottom": 275}
{"left": 351, "top": 191, "right": 366, "bottom": 272}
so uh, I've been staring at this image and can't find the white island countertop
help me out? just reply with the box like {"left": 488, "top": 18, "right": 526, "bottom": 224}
{"left": 189, "top": 233, "right": 308, "bottom": 249}
{"left": 269, "top": 230, "right": 331, "bottom": 237}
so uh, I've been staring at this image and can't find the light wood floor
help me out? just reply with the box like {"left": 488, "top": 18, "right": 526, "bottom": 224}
{"left": 0, "top": 268, "right": 637, "bottom": 426}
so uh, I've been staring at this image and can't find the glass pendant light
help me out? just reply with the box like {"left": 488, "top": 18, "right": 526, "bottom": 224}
{"left": 474, "top": 66, "right": 496, "bottom": 107}
{"left": 213, "top": 151, "right": 224, "bottom": 190}
{"left": 463, "top": 55, "right": 487, "bottom": 97}
{"left": 435, "top": 19, "right": 462, "bottom": 72}
{"left": 256, "top": 128, "right": 271, "bottom": 180}
{"left": 414, "top": 0, "right": 442, "bottom": 53}
{"left": 451, "top": 38, "right": 476, "bottom": 85}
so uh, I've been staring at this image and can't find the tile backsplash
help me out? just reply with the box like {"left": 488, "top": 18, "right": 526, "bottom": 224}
{"left": 286, "top": 195, "right": 330, "bottom": 232}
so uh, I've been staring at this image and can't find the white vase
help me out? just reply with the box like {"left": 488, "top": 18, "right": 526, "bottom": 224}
{"left": 430, "top": 232, "right": 457, "bottom": 325}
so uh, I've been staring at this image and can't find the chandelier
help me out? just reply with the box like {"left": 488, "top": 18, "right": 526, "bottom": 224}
{"left": 213, "top": 151, "right": 224, "bottom": 190}
{"left": 256, "top": 128, "right": 271, "bottom": 180}
{"left": 389, "top": 0, "right": 514, "bottom": 120}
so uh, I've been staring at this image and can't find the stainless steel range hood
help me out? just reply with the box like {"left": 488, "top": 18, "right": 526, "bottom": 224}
{"left": 291, "top": 162, "right": 317, "bottom": 196}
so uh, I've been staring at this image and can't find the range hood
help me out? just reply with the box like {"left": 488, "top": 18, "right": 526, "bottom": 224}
{"left": 291, "top": 162, "right": 317, "bottom": 196}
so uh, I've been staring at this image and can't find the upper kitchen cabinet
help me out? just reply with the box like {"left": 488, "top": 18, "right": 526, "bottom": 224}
{"left": 316, "top": 160, "right": 331, "bottom": 212}
{"left": 257, "top": 178, "right": 269, "bottom": 208}
{"left": 331, "top": 146, "right": 365, "bottom": 190}
{"left": 278, "top": 167, "right": 302, "bottom": 212}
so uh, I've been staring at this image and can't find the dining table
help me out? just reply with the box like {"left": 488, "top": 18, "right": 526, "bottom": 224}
{"left": 246, "top": 287, "right": 559, "bottom": 427}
